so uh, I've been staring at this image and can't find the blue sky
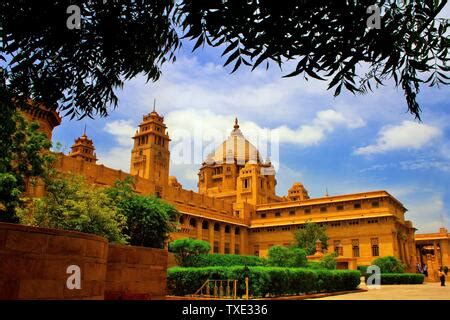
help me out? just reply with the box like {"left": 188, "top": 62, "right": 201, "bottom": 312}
{"left": 52, "top": 10, "right": 450, "bottom": 233}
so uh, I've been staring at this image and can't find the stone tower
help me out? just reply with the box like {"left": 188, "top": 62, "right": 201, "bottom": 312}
{"left": 19, "top": 101, "right": 61, "bottom": 140}
{"left": 68, "top": 127, "right": 97, "bottom": 163}
{"left": 287, "top": 182, "right": 310, "bottom": 201}
{"left": 130, "top": 107, "right": 170, "bottom": 187}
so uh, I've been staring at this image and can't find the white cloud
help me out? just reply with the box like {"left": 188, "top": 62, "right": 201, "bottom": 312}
{"left": 400, "top": 159, "right": 450, "bottom": 173}
{"left": 407, "top": 194, "right": 447, "bottom": 234}
{"left": 115, "top": 56, "right": 335, "bottom": 127}
{"left": 166, "top": 108, "right": 364, "bottom": 149}
{"left": 104, "top": 120, "right": 135, "bottom": 148}
{"left": 355, "top": 120, "right": 441, "bottom": 155}
{"left": 272, "top": 109, "right": 365, "bottom": 145}
{"left": 96, "top": 120, "right": 135, "bottom": 171}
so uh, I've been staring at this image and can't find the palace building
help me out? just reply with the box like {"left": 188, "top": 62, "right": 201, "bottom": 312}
{"left": 24, "top": 105, "right": 449, "bottom": 273}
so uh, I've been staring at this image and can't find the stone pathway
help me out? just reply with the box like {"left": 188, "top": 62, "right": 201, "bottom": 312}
{"left": 313, "top": 282, "right": 450, "bottom": 300}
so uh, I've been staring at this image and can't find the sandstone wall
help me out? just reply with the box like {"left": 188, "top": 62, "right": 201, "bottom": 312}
{"left": 105, "top": 244, "right": 168, "bottom": 300}
{"left": 0, "top": 222, "right": 108, "bottom": 300}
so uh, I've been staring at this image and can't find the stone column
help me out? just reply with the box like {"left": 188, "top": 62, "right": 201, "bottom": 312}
{"left": 433, "top": 241, "right": 439, "bottom": 267}
{"left": 440, "top": 239, "right": 450, "bottom": 267}
{"left": 208, "top": 222, "right": 215, "bottom": 254}
{"left": 404, "top": 239, "right": 410, "bottom": 269}
{"left": 416, "top": 246, "right": 422, "bottom": 265}
{"left": 219, "top": 224, "right": 225, "bottom": 254}
{"left": 240, "top": 228, "right": 248, "bottom": 255}
{"left": 230, "top": 226, "right": 236, "bottom": 255}
{"left": 197, "top": 219, "right": 203, "bottom": 240}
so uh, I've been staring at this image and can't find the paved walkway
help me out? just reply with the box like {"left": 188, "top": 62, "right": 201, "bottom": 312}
{"left": 313, "top": 282, "right": 450, "bottom": 300}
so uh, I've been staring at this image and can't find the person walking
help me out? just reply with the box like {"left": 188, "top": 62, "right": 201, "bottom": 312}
{"left": 423, "top": 264, "right": 428, "bottom": 278}
{"left": 416, "top": 262, "right": 422, "bottom": 274}
{"left": 438, "top": 267, "right": 446, "bottom": 286}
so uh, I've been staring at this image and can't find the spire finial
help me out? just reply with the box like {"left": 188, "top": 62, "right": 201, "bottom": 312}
{"left": 325, "top": 187, "right": 329, "bottom": 197}
{"left": 83, "top": 124, "right": 87, "bottom": 136}
{"left": 153, "top": 98, "right": 156, "bottom": 112}
{"left": 234, "top": 117, "right": 239, "bottom": 129}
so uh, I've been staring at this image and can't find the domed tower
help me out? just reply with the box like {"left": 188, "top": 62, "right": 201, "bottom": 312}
{"left": 19, "top": 101, "right": 61, "bottom": 140}
{"left": 198, "top": 118, "right": 277, "bottom": 205}
{"left": 68, "top": 127, "right": 97, "bottom": 163}
{"left": 130, "top": 106, "right": 170, "bottom": 186}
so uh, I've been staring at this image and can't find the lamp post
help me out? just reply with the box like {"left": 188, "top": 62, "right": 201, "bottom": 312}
{"left": 243, "top": 265, "right": 250, "bottom": 300}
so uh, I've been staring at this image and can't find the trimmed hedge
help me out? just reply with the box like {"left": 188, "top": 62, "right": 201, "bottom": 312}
{"left": 357, "top": 265, "right": 369, "bottom": 275}
{"left": 167, "top": 266, "right": 361, "bottom": 297}
{"left": 186, "top": 254, "right": 267, "bottom": 267}
{"left": 378, "top": 273, "right": 425, "bottom": 284}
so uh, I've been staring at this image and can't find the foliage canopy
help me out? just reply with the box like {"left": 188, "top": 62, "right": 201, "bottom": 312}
{"left": 168, "top": 238, "right": 211, "bottom": 267}
{"left": 107, "top": 177, "right": 179, "bottom": 248}
{"left": 267, "top": 245, "right": 308, "bottom": 268}
{"left": 1, "top": 0, "right": 448, "bottom": 120}
{"left": 0, "top": 106, "right": 53, "bottom": 223}
{"left": 293, "top": 222, "right": 329, "bottom": 255}
{"left": 20, "top": 174, "right": 128, "bottom": 243}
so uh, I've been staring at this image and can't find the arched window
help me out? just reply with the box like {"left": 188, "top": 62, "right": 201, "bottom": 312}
{"left": 214, "top": 223, "right": 220, "bottom": 231}
{"left": 225, "top": 225, "right": 231, "bottom": 234}
{"left": 235, "top": 227, "right": 240, "bottom": 235}
{"left": 189, "top": 218, "right": 197, "bottom": 228}
{"left": 202, "top": 221, "right": 209, "bottom": 230}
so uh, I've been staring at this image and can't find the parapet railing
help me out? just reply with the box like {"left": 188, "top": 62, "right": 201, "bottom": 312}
{"left": 193, "top": 279, "right": 242, "bottom": 299}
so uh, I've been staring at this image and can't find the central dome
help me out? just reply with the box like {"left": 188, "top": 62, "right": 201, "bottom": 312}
{"left": 205, "top": 118, "right": 262, "bottom": 165}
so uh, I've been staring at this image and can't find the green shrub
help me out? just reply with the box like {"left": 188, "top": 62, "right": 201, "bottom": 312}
{"left": 106, "top": 177, "right": 179, "bottom": 248}
{"left": 168, "top": 238, "right": 211, "bottom": 267}
{"left": 378, "top": 273, "right": 424, "bottom": 284}
{"left": 267, "top": 246, "right": 307, "bottom": 267}
{"left": 306, "top": 261, "right": 324, "bottom": 270}
{"left": 319, "top": 253, "right": 338, "bottom": 270}
{"left": 357, "top": 265, "right": 369, "bottom": 275}
{"left": 188, "top": 253, "right": 267, "bottom": 267}
{"left": 28, "top": 174, "right": 128, "bottom": 243}
{"left": 167, "top": 266, "right": 360, "bottom": 297}
{"left": 372, "top": 256, "right": 406, "bottom": 273}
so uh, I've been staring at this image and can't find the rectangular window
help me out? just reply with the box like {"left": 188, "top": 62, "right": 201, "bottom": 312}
{"left": 304, "top": 208, "right": 311, "bottom": 214}
{"left": 320, "top": 207, "right": 327, "bottom": 213}
{"left": 224, "top": 243, "right": 230, "bottom": 254}
{"left": 214, "top": 241, "right": 219, "bottom": 253}
{"left": 334, "top": 240, "right": 341, "bottom": 255}
{"left": 275, "top": 212, "right": 281, "bottom": 217}
{"left": 235, "top": 244, "right": 240, "bottom": 255}
{"left": 352, "top": 239, "right": 360, "bottom": 257}
{"left": 354, "top": 202, "right": 362, "bottom": 209}
{"left": 336, "top": 205, "right": 344, "bottom": 211}
{"left": 372, "top": 201, "right": 380, "bottom": 208}
{"left": 254, "top": 245, "right": 260, "bottom": 257}
{"left": 371, "top": 238, "right": 380, "bottom": 256}
{"left": 243, "top": 178, "right": 249, "bottom": 189}
{"left": 289, "top": 210, "right": 295, "bottom": 216}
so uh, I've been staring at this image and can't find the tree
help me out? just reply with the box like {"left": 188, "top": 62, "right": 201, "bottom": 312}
{"left": 267, "top": 245, "right": 307, "bottom": 268}
{"left": 319, "top": 252, "right": 338, "bottom": 270}
{"left": 20, "top": 174, "right": 128, "bottom": 243}
{"left": 1, "top": 1, "right": 448, "bottom": 120}
{"left": 106, "top": 177, "right": 179, "bottom": 248}
{"left": 0, "top": 104, "right": 53, "bottom": 223}
{"left": 372, "top": 256, "right": 406, "bottom": 273}
{"left": 177, "top": 0, "right": 449, "bottom": 119}
{"left": 293, "top": 222, "right": 329, "bottom": 255}
{"left": 168, "top": 238, "right": 211, "bottom": 267}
